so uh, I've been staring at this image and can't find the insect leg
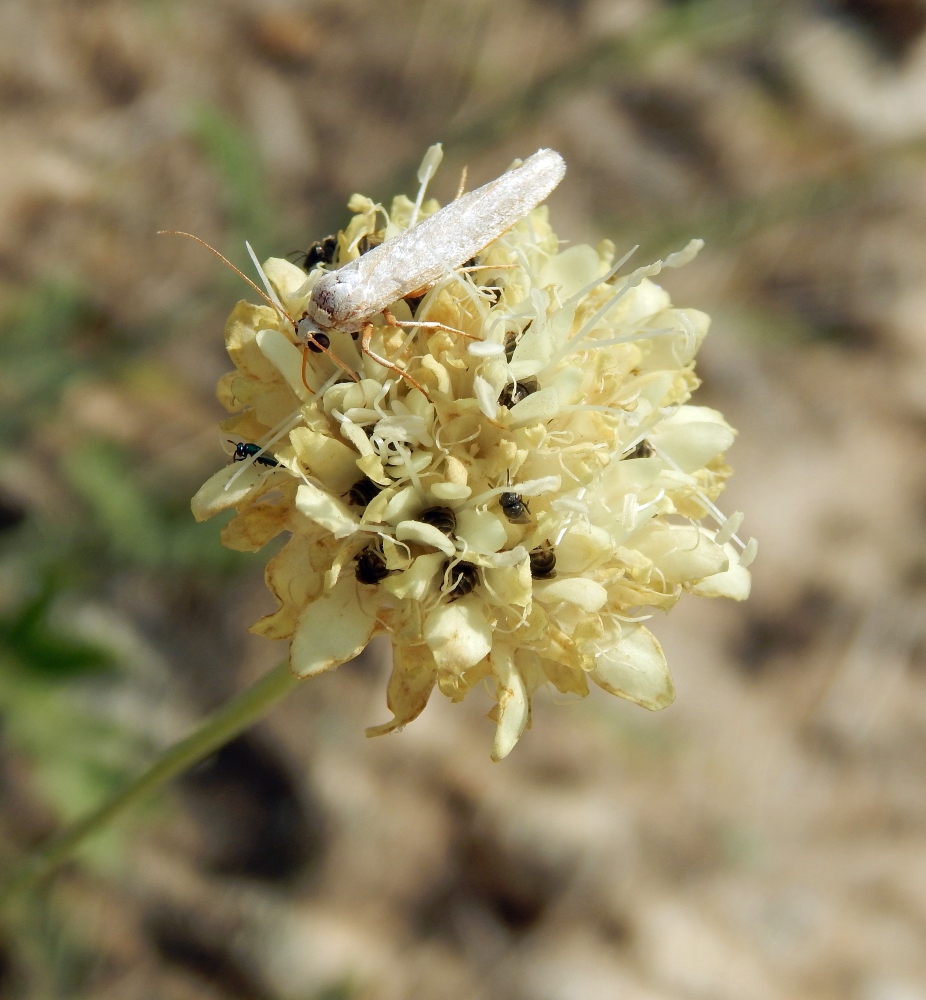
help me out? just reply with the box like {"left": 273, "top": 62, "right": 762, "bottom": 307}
{"left": 382, "top": 308, "right": 478, "bottom": 341}
{"left": 360, "top": 321, "right": 426, "bottom": 395}
{"left": 300, "top": 346, "right": 317, "bottom": 394}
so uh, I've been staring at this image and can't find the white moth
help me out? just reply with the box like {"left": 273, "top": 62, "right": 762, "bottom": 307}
{"left": 297, "top": 147, "right": 566, "bottom": 389}
{"left": 161, "top": 147, "right": 566, "bottom": 395}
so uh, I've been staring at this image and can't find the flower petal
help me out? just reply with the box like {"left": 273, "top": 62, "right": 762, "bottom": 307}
{"left": 191, "top": 463, "right": 263, "bottom": 522}
{"left": 491, "top": 644, "right": 528, "bottom": 761}
{"left": 290, "top": 575, "right": 376, "bottom": 678}
{"left": 291, "top": 427, "right": 362, "bottom": 495}
{"left": 257, "top": 328, "right": 314, "bottom": 399}
{"left": 533, "top": 577, "right": 608, "bottom": 613}
{"left": 456, "top": 509, "right": 507, "bottom": 553}
{"left": 590, "top": 624, "right": 675, "bottom": 710}
{"left": 396, "top": 519, "right": 456, "bottom": 556}
{"left": 295, "top": 482, "right": 360, "bottom": 538}
{"left": 423, "top": 596, "right": 492, "bottom": 673}
{"left": 366, "top": 643, "right": 437, "bottom": 737}
{"left": 688, "top": 542, "right": 752, "bottom": 600}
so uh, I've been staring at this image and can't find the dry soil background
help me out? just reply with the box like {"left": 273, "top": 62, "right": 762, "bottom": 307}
{"left": 4, "top": 1, "right": 926, "bottom": 999}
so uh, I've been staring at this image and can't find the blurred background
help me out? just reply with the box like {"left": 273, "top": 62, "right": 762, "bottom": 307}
{"left": 2, "top": 0, "right": 926, "bottom": 997}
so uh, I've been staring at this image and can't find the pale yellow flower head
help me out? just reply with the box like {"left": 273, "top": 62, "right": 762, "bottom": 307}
{"left": 193, "top": 154, "right": 755, "bottom": 760}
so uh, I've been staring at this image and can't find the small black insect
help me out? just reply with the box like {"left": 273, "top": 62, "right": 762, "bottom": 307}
{"left": 529, "top": 539, "right": 556, "bottom": 579}
{"left": 292, "top": 235, "right": 338, "bottom": 272}
{"left": 446, "top": 560, "right": 479, "bottom": 601}
{"left": 625, "top": 439, "right": 654, "bottom": 459}
{"left": 499, "top": 490, "right": 530, "bottom": 524}
{"left": 346, "top": 478, "right": 382, "bottom": 508}
{"left": 232, "top": 442, "right": 279, "bottom": 467}
{"left": 504, "top": 321, "right": 531, "bottom": 362}
{"left": 355, "top": 546, "right": 390, "bottom": 585}
{"left": 416, "top": 505, "right": 457, "bottom": 536}
{"left": 404, "top": 292, "right": 425, "bottom": 314}
{"left": 306, "top": 331, "right": 331, "bottom": 353}
{"left": 358, "top": 233, "right": 383, "bottom": 255}
{"left": 498, "top": 378, "right": 538, "bottom": 409}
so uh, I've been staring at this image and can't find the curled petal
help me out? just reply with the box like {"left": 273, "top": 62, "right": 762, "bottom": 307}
{"left": 396, "top": 520, "right": 456, "bottom": 556}
{"left": 491, "top": 644, "right": 528, "bottom": 761}
{"left": 295, "top": 482, "right": 359, "bottom": 538}
{"left": 257, "top": 329, "right": 314, "bottom": 399}
{"left": 533, "top": 577, "right": 608, "bottom": 613}
{"left": 290, "top": 575, "right": 376, "bottom": 678}
{"left": 688, "top": 542, "right": 751, "bottom": 601}
{"left": 366, "top": 644, "right": 437, "bottom": 737}
{"left": 191, "top": 463, "right": 263, "bottom": 522}
{"left": 590, "top": 624, "right": 675, "bottom": 711}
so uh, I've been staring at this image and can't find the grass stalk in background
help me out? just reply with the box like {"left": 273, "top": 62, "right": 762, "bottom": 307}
{"left": 0, "top": 659, "right": 301, "bottom": 902}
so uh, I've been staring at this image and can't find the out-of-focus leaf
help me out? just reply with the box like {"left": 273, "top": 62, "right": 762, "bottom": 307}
{"left": 0, "top": 579, "right": 112, "bottom": 678}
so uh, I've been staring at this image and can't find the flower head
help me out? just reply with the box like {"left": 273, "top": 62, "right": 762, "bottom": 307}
{"left": 193, "top": 151, "right": 755, "bottom": 760}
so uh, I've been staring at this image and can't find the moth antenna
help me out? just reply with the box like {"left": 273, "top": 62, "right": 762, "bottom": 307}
{"left": 458, "top": 264, "right": 517, "bottom": 273}
{"left": 455, "top": 165, "right": 468, "bottom": 201}
{"left": 157, "top": 231, "right": 295, "bottom": 325}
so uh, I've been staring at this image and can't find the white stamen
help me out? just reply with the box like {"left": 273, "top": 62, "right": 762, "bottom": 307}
{"left": 468, "top": 341, "right": 506, "bottom": 357}
{"left": 409, "top": 143, "right": 444, "bottom": 228}
{"left": 246, "top": 242, "right": 285, "bottom": 314}
{"left": 715, "top": 511, "right": 744, "bottom": 546}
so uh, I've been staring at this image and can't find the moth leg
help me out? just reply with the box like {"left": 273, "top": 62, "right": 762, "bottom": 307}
{"left": 382, "top": 308, "right": 477, "bottom": 341}
{"left": 360, "top": 321, "right": 426, "bottom": 395}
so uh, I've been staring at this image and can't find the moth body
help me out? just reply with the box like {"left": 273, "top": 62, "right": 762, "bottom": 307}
{"left": 298, "top": 147, "right": 565, "bottom": 339}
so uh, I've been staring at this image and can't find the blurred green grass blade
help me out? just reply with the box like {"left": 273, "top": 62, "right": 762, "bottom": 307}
{"left": 190, "top": 104, "right": 275, "bottom": 242}
{"left": 0, "top": 579, "right": 112, "bottom": 678}
{"left": 62, "top": 441, "right": 164, "bottom": 567}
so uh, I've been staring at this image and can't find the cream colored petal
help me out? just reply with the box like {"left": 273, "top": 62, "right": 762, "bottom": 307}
{"left": 257, "top": 329, "right": 314, "bottom": 399}
{"left": 366, "top": 643, "right": 437, "bottom": 737}
{"left": 491, "top": 644, "right": 528, "bottom": 762}
{"left": 224, "top": 300, "right": 283, "bottom": 382}
{"left": 191, "top": 463, "right": 263, "bottom": 522}
{"left": 533, "top": 577, "right": 608, "bottom": 613}
{"left": 601, "top": 456, "right": 662, "bottom": 501}
{"left": 295, "top": 482, "right": 359, "bottom": 538}
{"left": 555, "top": 522, "right": 613, "bottom": 574}
{"left": 262, "top": 256, "right": 310, "bottom": 302}
{"left": 291, "top": 427, "right": 361, "bottom": 495}
{"left": 356, "top": 453, "right": 390, "bottom": 487}
{"left": 423, "top": 596, "right": 492, "bottom": 673}
{"left": 456, "top": 509, "right": 507, "bottom": 553}
{"left": 590, "top": 624, "right": 675, "bottom": 710}
{"left": 396, "top": 520, "right": 456, "bottom": 556}
{"left": 539, "top": 244, "right": 600, "bottom": 298}
{"left": 383, "top": 552, "right": 444, "bottom": 601}
{"left": 509, "top": 386, "right": 560, "bottom": 427}
{"left": 483, "top": 559, "right": 532, "bottom": 608}
{"left": 431, "top": 482, "right": 472, "bottom": 500}
{"left": 290, "top": 575, "right": 376, "bottom": 678}
{"left": 688, "top": 542, "right": 752, "bottom": 600}
{"left": 649, "top": 415, "right": 735, "bottom": 473}
{"left": 628, "top": 522, "right": 727, "bottom": 583}
{"left": 221, "top": 500, "right": 291, "bottom": 552}
{"left": 383, "top": 486, "right": 421, "bottom": 524}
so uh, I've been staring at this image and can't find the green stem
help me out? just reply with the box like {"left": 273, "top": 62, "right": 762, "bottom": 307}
{"left": 1, "top": 660, "right": 301, "bottom": 902}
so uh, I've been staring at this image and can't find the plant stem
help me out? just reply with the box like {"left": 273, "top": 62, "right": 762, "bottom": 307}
{"left": 0, "top": 659, "right": 301, "bottom": 902}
